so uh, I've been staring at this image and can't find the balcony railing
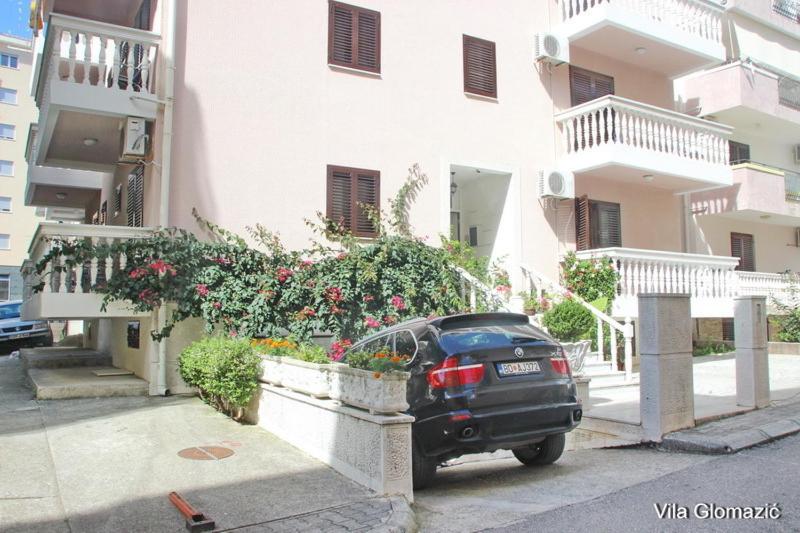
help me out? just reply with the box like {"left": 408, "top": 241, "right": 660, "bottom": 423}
{"left": 559, "top": 0, "right": 723, "bottom": 44}
{"left": 773, "top": 0, "right": 800, "bottom": 22}
{"left": 36, "top": 14, "right": 160, "bottom": 106}
{"left": 576, "top": 247, "right": 797, "bottom": 317}
{"left": 22, "top": 223, "right": 153, "bottom": 319}
{"left": 556, "top": 95, "right": 731, "bottom": 168}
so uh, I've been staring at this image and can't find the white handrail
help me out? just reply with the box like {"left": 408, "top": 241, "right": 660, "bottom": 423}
{"left": 453, "top": 266, "right": 515, "bottom": 313}
{"left": 520, "top": 263, "right": 634, "bottom": 382}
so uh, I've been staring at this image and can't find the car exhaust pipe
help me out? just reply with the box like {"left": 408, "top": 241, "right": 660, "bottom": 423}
{"left": 460, "top": 426, "right": 476, "bottom": 439}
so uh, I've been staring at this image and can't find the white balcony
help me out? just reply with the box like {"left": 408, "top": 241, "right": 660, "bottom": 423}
{"left": 556, "top": 96, "right": 733, "bottom": 192}
{"left": 22, "top": 223, "right": 154, "bottom": 320}
{"left": 576, "top": 247, "right": 795, "bottom": 318}
{"left": 32, "top": 13, "right": 160, "bottom": 172}
{"left": 556, "top": 0, "right": 726, "bottom": 77}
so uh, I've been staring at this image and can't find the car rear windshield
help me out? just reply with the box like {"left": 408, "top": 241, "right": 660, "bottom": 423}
{"left": 0, "top": 303, "right": 21, "bottom": 319}
{"left": 438, "top": 324, "right": 551, "bottom": 354}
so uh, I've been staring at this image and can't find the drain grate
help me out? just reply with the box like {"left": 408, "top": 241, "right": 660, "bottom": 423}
{"left": 177, "top": 446, "right": 234, "bottom": 461}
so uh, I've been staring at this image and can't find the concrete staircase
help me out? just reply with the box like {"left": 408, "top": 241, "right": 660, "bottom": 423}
{"left": 583, "top": 353, "right": 639, "bottom": 389}
{"left": 20, "top": 347, "right": 148, "bottom": 399}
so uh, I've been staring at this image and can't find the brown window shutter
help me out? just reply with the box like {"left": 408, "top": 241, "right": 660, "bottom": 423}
{"left": 126, "top": 166, "right": 144, "bottom": 228}
{"left": 327, "top": 165, "right": 380, "bottom": 237}
{"left": 575, "top": 195, "right": 591, "bottom": 251}
{"left": 328, "top": 1, "right": 380, "bottom": 73}
{"left": 570, "top": 66, "right": 614, "bottom": 106}
{"left": 463, "top": 35, "right": 497, "bottom": 98}
{"left": 731, "top": 233, "right": 755, "bottom": 272}
{"left": 591, "top": 200, "right": 622, "bottom": 248}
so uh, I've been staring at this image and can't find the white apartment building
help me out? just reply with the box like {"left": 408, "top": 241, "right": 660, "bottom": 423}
{"left": 18, "top": 0, "right": 800, "bottom": 394}
{"left": 0, "top": 34, "right": 42, "bottom": 302}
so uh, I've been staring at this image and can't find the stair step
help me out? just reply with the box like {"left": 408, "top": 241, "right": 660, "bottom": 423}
{"left": 585, "top": 373, "right": 640, "bottom": 389}
{"left": 27, "top": 366, "right": 148, "bottom": 400}
{"left": 20, "top": 347, "right": 111, "bottom": 370}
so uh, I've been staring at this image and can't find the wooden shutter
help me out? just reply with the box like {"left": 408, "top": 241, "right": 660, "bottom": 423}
{"left": 126, "top": 166, "right": 144, "bottom": 228}
{"left": 327, "top": 165, "right": 380, "bottom": 237}
{"left": 729, "top": 141, "right": 750, "bottom": 164}
{"left": 463, "top": 35, "right": 497, "bottom": 98}
{"left": 731, "top": 233, "right": 755, "bottom": 272}
{"left": 328, "top": 1, "right": 380, "bottom": 73}
{"left": 591, "top": 200, "right": 622, "bottom": 248}
{"left": 570, "top": 66, "right": 614, "bottom": 106}
{"left": 575, "top": 195, "right": 591, "bottom": 251}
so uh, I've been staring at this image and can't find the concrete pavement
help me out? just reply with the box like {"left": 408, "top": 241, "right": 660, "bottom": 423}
{"left": 0, "top": 356, "right": 411, "bottom": 532}
{"left": 485, "top": 432, "right": 800, "bottom": 532}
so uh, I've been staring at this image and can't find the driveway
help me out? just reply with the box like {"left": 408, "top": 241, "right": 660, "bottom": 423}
{"left": 0, "top": 357, "right": 374, "bottom": 532}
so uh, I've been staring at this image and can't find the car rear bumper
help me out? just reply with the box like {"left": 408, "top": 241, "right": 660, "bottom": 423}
{"left": 415, "top": 401, "right": 582, "bottom": 459}
{"left": 0, "top": 330, "right": 53, "bottom": 348}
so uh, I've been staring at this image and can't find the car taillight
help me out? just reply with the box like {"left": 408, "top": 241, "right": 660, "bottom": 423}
{"left": 427, "top": 356, "right": 485, "bottom": 389}
{"left": 550, "top": 357, "right": 571, "bottom": 377}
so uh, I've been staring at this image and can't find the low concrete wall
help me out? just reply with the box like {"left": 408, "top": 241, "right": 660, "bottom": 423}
{"left": 769, "top": 342, "right": 800, "bottom": 355}
{"left": 246, "top": 384, "right": 414, "bottom": 501}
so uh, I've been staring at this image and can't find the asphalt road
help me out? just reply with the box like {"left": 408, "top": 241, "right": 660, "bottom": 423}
{"left": 485, "top": 433, "right": 800, "bottom": 533}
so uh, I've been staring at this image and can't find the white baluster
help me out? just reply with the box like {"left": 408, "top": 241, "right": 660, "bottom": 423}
{"left": 126, "top": 40, "right": 135, "bottom": 92}
{"left": 68, "top": 31, "right": 77, "bottom": 83}
{"left": 112, "top": 38, "right": 121, "bottom": 89}
{"left": 598, "top": 107, "right": 607, "bottom": 145}
{"left": 81, "top": 32, "right": 91, "bottom": 85}
{"left": 98, "top": 35, "right": 107, "bottom": 87}
{"left": 141, "top": 44, "right": 151, "bottom": 93}
{"left": 610, "top": 326, "right": 618, "bottom": 368}
{"left": 89, "top": 237, "right": 99, "bottom": 288}
{"left": 623, "top": 317, "right": 634, "bottom": 383}
{"left": 597, "top": 317, "right": 604, "bottom": 360}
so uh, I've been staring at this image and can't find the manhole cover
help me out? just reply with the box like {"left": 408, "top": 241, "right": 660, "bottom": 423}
{"left": 177, "top": 446, "right": 234, "bottom": 461}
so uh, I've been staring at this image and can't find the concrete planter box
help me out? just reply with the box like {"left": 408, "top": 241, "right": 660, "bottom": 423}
{"left": 274, "top": 357, "right": 332, "bottom": 399}
{"left": 258, "top": 354, "right": 283, "bottom": 386}
{"left": 330, "top": 365, "right": 409, "bottom": 415}
{"left": 769, "top": 342, "right": 800, "bottom": 356}
{"left": 575, "top": 376, "right": 591, "bottom": 408}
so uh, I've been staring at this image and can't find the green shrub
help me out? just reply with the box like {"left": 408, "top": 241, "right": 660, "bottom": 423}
{"left": 292, "top": 343, "right": 330, "bottom": 364}
{"left": 693, "top": 342, "right": 733, "bottom": 357}
{"left": 777, "top": 308, "right": 800, "bottom": 343}
{"left": 542, "top": 299, "right": 594, "bottom": 342}
{"left": 179, "top": 336, "right": 260, "bottom": 419}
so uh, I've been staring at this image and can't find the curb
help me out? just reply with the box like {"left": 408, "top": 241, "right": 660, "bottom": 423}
{"left": 660, "top": 416, "right": 800, "bottom": 454}
{"left": 369, "top": 497, "right": 418, "bottom": 533}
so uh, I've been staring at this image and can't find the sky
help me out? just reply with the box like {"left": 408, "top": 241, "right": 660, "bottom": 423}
{"left": 0, "top": 0, "right": 31, "bottom": 39}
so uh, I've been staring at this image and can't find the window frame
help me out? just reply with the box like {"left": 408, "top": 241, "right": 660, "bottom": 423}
{"left": 0, "top": 196, "right": 12, "bottom": 214}
{"left": 326, "top": 164, "right": 380, "bottom": 238}
{"left": 731, "top": 232, "right": 756, "bottom": 272}
{"left": 0, "top": 88, "right": 17, "bottom": 105}
{"left": 0, "top": 160, "right": 13, "bottom": 177}
{"left": 0, "top": 274, "right": 9, "bottom": 301}
{"left": 0, "top": 123, "right": 15, "bottom": 140}
{"left": 569, "top": 66, "right": 615, "bottom": 107}
{"left": 327, "top": 0, "right": 381, "bottom": 74}
{"left": 0, "top": 234, "right": 10, "bottom": 250}
{"left": 0, "top": 53, "right": 18, "bottom": 69}
{"left": 462, "top": 34, "right": 498, "bottom": 98}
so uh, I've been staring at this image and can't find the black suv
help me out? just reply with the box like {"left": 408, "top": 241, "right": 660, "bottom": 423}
{"left": 346, "top": 312, "right": 582, "bottom": 488}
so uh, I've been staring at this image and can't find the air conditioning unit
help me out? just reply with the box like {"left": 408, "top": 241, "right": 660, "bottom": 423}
{"left": 539, "top": 169, "right": 575, "bottom": 199}
{"left": 120, "top": 116, "right": 148, "bottom": 161}
{"left": 534, "top": 33, "right": 569, "bottom": 65}
{"left": 794, "top": 144, "right": 800, "bottom": 165}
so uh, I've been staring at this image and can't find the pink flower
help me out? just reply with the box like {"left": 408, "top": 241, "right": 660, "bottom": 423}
{"left": 383, "top": 315, "right": 397, "bottom": 325}
{"left": 324, "top": 287, "right": 343, "bottom": 303}
{"left": 301, "top": 306, "right": 316, "bottom": 317}
{"left": 213, "top": 301, "right": 222, "bottom": 309}
{"left": 277, "top": 267, "right": 294, "bottom": 283}
{"left": 328, "top": 339, "right": 352, "bottom": 361}
{"left": 138, "top": 288, "right": 159, "bottom": 306}
{"left": 362, "top": 295, "right": 375, "bottom": 302}
{"left": 210, "top": 257, "right": 231, "bottom": 266}
{"left": 129, "top": 267, "right": 148, "bottom": 279}
{"left": 229, "top": 330, "right": 238, "bottom": 337}
{"left": 195, "top": 284, "right": 209, "bottom": 297}
{"left": 391, "top": 295, "right": 406, "bottom": 311}
{"left": 336, "top": 252, "right": 348, "bottom": 260}
{"left": 495, "top": 285, "right": 511, "bottom": 294}
{"left": 364, "top": 316, "right": 381, "bottom": 329}
{"left": 331, "top": 305, "right": 344, "bottom": 315}
{"left": 299, "top": 259, "right": 315, "bottom": 269}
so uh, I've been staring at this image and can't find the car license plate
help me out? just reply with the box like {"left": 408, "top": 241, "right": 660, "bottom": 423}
{"left": 8, "top": 332, "right": 30, "bottom": 340}
{"left": 497, "top": 361, "right": 541, "bottom": 376}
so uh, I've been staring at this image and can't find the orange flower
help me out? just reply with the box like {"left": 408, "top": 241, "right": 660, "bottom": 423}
{"left": 390, "top": 355, "right": 402, "bottom": 363}
{"left": 373, "top": 372, "right": 382, "bottom": 379}
{"left": 374, "top": 352, "right": 387, "bottom": 359}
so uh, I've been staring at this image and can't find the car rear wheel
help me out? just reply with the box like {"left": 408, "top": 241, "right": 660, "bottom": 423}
{"left": 412, "top": 441, "right": 437, "bottom": 490}
{"left": 512, "top": 433, "right": 566, "bottom": 466}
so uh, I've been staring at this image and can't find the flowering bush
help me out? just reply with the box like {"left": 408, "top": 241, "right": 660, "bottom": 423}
{"left": 561, "top": 252, "right": 618, "bottom": 310}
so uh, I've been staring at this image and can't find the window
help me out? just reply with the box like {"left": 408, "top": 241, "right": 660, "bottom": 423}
{"left": 0, "top": 124, "right": 15, "bottom": 140}
{"left": 0, "top": 275, "right": 9, "bottom": 301}
{"left": 722, "top": 318, "right": 735, "bottom": 342}
{"left": 328, "top": 1, "right": 381, "bottom": 73}
{"left": 729, "top": 141, "right": 750, "bottom": 164}
{"left": 0, "top": 234, "right": 9, "bottom": 249}
{"left": 575, "top": 196, "right": 622, "bottom": 250}
{"left": 100, "top": 201, "right": 108, "bottom": 225}
{"left": 0, "top": 197, "right": 11, "bottom": 213}
{"left": 0, "top": 160, "right": 12, "bottom": 177}
{"left": 0, "top": 88, "right": 17, "bottom": 105}
{"left": 731, "top": 232, "right": 755, "bottom": 272}
{"left": 468, "top": 226, "right": 478, "bottom": 247}
{"left": 570, "top": 66, "right": 615, "bottom": 106}
{"left": 114, "top": 184, "right": 122, "bottom": 215}
{"left": 779, "top": 76, "right": 800, "bottom": 110}
{"left": 394, "top": 330, "right": 418, "bottom": 359}
{"left": 463, "top": 35, "right": 497, "bottom": 98}
{"left": 326, "top": 165, "right": 380, "bottom": 237}
{"left": 126, "top": 166, "right": 144, "bottom": 227}
{"left": 0, "top": 53, "right": 18, "bottom": 69}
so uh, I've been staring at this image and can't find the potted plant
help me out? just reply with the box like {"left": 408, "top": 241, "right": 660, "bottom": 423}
{"left": 329, "top": 350, "right": 410, "bottom": 414}
{"left": 519, "top": 292, "right": 539, "bottom": 316}
{"left": 278, "top": 343, "right": 335, "bottom": 399}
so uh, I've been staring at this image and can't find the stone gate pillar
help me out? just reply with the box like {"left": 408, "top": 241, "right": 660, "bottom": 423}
{"left": 638, "top": 293, "right": 694, "bottom": 442}
{"left": 734, "top": 296, "right": 770, "bottom": 408}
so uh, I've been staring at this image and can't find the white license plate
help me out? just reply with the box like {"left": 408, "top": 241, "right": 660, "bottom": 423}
{"left": 497, "top": 361, "right": 541, "bottom": 376}
{"left": 8, "top": 332, "right": 31, "bottom": 340}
